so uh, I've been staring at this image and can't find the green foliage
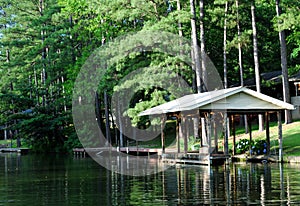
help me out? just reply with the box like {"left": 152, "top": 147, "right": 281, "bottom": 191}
{"left": 14, "top": 111, "right": 71, "bottom": 153}
{"left": 235, "top": 138, "right": 268, "bottom": 155}
{"left": 236, "top": 139, "right": 253, "bottom": 154}
{"left": 127, "top": 89, "right": 168, "bottom": 127}
{"left": 273, "top": 1, "right": 300, "bottom": 60}
{"left": 252, "top": 139, "right": 268, "bottom": 155}
{"left": 188, "top": 136, "right": 201, "bottom": 151}
{"left": 0, "top": 0, "right": 299, "bottom": 153}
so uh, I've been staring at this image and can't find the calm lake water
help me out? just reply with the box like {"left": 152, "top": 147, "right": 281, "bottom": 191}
{"left": 1, "top": 153, "right": 300, "bottom": 205}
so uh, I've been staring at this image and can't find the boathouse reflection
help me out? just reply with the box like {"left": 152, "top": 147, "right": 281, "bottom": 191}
{"left": 107, "top": 162, "right": 296, "bottom": 205}
{"left": 1, "top": 154, "right": 300, "bottom": 205}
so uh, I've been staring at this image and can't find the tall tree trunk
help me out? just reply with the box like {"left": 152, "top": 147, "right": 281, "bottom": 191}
{"left": 199, "top": 0, "right": 206, "bottom": 91}
{"left": 236, "top": 0, "right": 243, "bottom": 86}
{"left": 69, "top": 15, "right": 76, "bottom": 63}
{"left": 236, "top": 0, "right": 248, "bottom": 133}
{"left": 223, "top": 1, "right": 228, "bottom": 89}
{"left": 29, "top": 75, "right": 32, "bottom": 100}
{"left": 251, "top": 1, "right": 264, "bottom": 131}
{"left": 177, "top": 0, "right": 184, "bottom": 88}
{"left": 190, "top": 0, "right": 202, "bottom": 94}
{"left": 177, "top": 0, "right": 183, "bottom": 38}
{"left": 276, "top": 0, "right": 292, "bottom": 124}
{"left": 95, "top": 91, "right": 102, "bottom": 131}
{"left": 5, "top": 49, "right": 10, "bottom": 142}
{"left": 40, "top": 0, "right": 47, "bottom": 106}
{"left": 118, "top": 99, "right": 124, "bottom": 147}
{"left": 223, "top": 1, "right": 229, "bottom": 155}
{"left": 104, "top": 91, "right": 111, "bottom": 145}
{"left": 34, "top": 68, "right": 39, "bottom": 106}
{"left": 179, "top": 0, "right": 199, "bottom": 140}
{"left": 4, "top": 124, "right": 7, "bottom": 140}
{"left": 61, "top": 76, "right": 67, "bottom": 112}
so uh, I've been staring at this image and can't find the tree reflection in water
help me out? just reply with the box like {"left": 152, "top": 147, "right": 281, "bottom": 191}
{"left": 1, "top": 154, "right": 300, "bottom": 205}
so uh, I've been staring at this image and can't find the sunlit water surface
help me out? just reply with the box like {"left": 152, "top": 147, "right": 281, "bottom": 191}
{"left": 1, "top": 153, "right": 300, "bottom": 205}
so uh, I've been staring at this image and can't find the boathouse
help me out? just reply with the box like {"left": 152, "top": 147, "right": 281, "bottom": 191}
{"left": 139, "top": 86, "right": 295, "bottom": 164}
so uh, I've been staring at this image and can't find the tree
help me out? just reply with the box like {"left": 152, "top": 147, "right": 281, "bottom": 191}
{"left": 275, "top": 0, "right": 292, "bottom": 124}
{"left": 0, "top": 0, "right": 79, "bottom": 152}
{"left": 251, "top": 0, "right": 264, "bottom": 131}
{"left": 199, "top": 0, "right": 207, "bottom": 91}
{"left": 274, "top": 1, "right": 300, "bottom": 73}
{"left": 223, "top": 1, "right": 229, "bottom": 89}
{"left": 190, "top": 0, "right": 202, "bottom": 93}
{"left": 236, "top": 0, "right": 244, "bottom": 86}
{"left": 0, "top": 0, "right": 298, "bottom": 153}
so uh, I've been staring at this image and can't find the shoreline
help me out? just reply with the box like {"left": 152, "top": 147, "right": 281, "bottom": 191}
{"left": 232, "top": 154, "right": 300, "bottom": 164}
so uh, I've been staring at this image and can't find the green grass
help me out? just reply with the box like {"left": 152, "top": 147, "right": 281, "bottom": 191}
{"left": 133, "top": 120, "right": 200, "bottom": 151}
{"left": 129, "top": 120, "right": 177, "bottom": 149}
{"left": 233, "top": 120, "right": 300, "bottom": 156}
{"left": 234, "top": 121, "right": 278, "bottom": 136}
{"left": 137, "top": 119, "right": 300, "bottom": 157}
{"left": 280, "top": 124, "right": 300, "bottom": 156}
{"left": 0, "top": 139, "right": 29, "bottom": 148}
{"left": 132, "top": 132, "right": 177, "bottom": 149}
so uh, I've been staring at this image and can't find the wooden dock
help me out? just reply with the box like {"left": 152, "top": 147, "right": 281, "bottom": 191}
{"left": 161, "top": 152, "right": 229, "bottom": 165}
{"left": 73, "top": 147, "right": 160, "bottom": 157}
{"left": 0, "top": 148, "right": 30, "bottom": 155}
{"left": 73, "top": 147, "right": 229, "bottom": 165}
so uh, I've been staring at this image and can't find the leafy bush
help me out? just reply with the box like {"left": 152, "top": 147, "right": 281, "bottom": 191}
{"left": 235, "top": 138, "right": 268, "bottom": 155}
{"left": 236, "top": 139, "right": 253, "bottom": 154}
{"left": 252, "top": 140, "right": 268, "bottom": 155}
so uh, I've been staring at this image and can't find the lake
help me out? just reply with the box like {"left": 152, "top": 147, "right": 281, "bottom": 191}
{"left": 0, "top": 153, "right": 300, "bottom": 205}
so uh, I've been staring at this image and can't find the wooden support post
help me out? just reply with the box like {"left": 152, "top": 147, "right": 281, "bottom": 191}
{"left": 206, "top": 113, "right": 212, "bottom": 166}
{"left": 176, "top": 116, "right": 181, "bottom": 153}
{"left": 214, "top": 115, "right": 218, "bottom": 153}
{"left": 201, "top": 117, "right": 207, "bottom": 146}
{"left": 161, "top": 115, "right": 166, "bottom": 154}
{"left": 278, "top": 111, "right": 283, "bottom": 162}
{"left": 182, "top": 116, "right": 188, "bottom": 154}
{"left": 185, "top": 117, "right": 190, "bottom": 143}
{"left": 4, "top": 128, "right": 7, "bottom": 141}
{"left": 232, "top": 115, "right": 236, "bottom": 155}
{"left": 136, "top": 137, "right": 139, "bottom": 156}
{"left": 265, "top": 112, "right": 270, "bottom": 155}
{"left": 248, "top": 115, "right": 252, "bottom": 156}
{"left": 193, "top": 116, "right": 200, "bottom": 140}
{"left": 223, "top": 113, "right": 229, "bottom": 155}
{"left": 199, "top": 110, "right": 203, "bottom": 147}
{"left": 244, "top": 115, "right": 248, "bottom": 134}
{"left": 207, "top": 113, "right": 212, "bottom": 155}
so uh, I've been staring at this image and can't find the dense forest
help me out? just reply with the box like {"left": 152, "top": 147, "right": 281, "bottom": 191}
{"left": 0, "top": 0, "right": 299, "bottom": 152}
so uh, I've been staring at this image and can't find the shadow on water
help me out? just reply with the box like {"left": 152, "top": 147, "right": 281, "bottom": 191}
{"left": 0, "top": 154, "right": 300, "bottom": 205}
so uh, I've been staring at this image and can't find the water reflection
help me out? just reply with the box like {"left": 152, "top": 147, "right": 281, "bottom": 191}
{"left": 1, "top": 154, "right": 300, "bottom": 205}
{"left": 94, "top": 151, "right": 169, "bottom": 176}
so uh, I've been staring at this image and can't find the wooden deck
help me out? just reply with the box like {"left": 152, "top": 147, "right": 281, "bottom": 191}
{"left": 161, "top": 152, "right": 229, "bottom": 165}
{"left": 73, "top": 147, "right": 229, "bottom": 165}
{"left": 73, "top": 147, "right": 160, "bottom": 157}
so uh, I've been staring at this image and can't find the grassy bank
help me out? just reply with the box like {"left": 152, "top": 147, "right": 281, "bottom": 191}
{"left": 233, "top": 120, "right": 300, "bottom": 156}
